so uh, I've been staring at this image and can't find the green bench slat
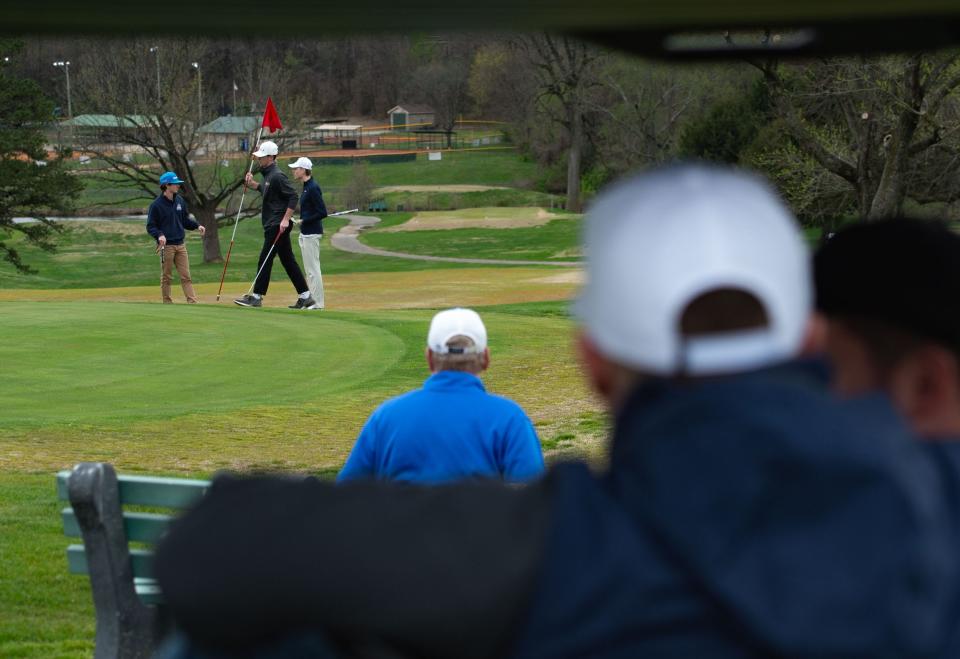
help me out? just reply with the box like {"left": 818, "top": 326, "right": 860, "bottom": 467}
{"left": 67, "top": 544, "right": 155, "bottom": 578}
{"left": 57, "top": 470, "right": 209, "bottom": 508}
{"left": 135, "top": 577, "right": 164, "bottom": 606}
{"left": 62, "top": 508, "right": 173, "bottom": 543}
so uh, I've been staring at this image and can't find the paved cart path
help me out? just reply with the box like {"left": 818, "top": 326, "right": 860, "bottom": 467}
{"left": 330, "top": 214, "right": 581, "bottom": 267}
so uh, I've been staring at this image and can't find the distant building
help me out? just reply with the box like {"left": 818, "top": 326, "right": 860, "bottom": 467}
{"left": 198, "top": 116, "right": 260, "bottom": 152}
{"left": 387, "top": 104, "right": 435, "bottom": 130}
{"left": 59, "top": 114, "right": 157, "bottom": 142}
{"left": 312, "top": 123, "right": 364, "bottom": 149}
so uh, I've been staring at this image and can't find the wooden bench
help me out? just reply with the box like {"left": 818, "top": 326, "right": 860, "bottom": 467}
{"left": 57, "top": 462, "right": 209, "bottom": 659}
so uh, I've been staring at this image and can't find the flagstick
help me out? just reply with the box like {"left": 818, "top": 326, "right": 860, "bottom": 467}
{"left": 215, "top": 125, "right": 264, "bottom": 301}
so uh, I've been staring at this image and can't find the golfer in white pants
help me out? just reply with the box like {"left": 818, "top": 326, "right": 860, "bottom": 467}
{"left": 289, "top": 157, "right": 326, "bottom": 309}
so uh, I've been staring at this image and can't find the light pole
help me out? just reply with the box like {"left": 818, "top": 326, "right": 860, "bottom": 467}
{"left": 53, "top": 60, "right": 72, "bottom": 118}
{"left": 149, "top": 46, "right": 161, "bottom": 104}
{"left": 192, "top": 61, "right": 202, "bottom": 124}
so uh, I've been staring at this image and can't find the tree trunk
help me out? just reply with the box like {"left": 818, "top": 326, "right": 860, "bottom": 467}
{"left": 867, "top": 114, "right": 920, "bottom": 220}
{"left": 566, "top": 104, "right": 583, "bottom": 213}
{"left": 196, "top": 205, "right": 223, "bottom": 263}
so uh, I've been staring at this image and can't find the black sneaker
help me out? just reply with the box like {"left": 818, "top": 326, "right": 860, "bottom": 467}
{"left": 289, "top": 296, "right": 319, "bottom": 310}
{"left": 234, "top": 294, "right": 262, "bottom": 308}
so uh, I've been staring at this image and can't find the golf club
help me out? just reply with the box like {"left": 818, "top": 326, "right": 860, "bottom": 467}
{"left": 290, "top": 208, "right": 359, "bottom": 225}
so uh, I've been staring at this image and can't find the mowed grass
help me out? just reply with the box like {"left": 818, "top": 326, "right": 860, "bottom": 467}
{"left": 0, "top": 215, "right": 453, "bottom": 290}
{"left": 362, "top": 210, "right": 583, "bottom": 261}
{"left": 0, "top": 208, "right": 582, "bottom": 290}
{"left": 0, "top": 300, "right": 605, "bottom": 657}
{"left": 2, "top": 153, "right": 593, "bottom": 656}
{"left": 75, "top": 150, "right": 539, "bottom": 209}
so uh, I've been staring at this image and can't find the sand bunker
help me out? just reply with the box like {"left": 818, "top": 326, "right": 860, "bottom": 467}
{"left": 380, "top": 207, "right": 562, "bottom": 232}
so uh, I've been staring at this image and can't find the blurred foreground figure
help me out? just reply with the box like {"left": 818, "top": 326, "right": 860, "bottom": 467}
{"left": 816, "top": 219, "right": 960, "bottom": 439}
{"left": 156, "top": 165, "right": 956, "bottom": 659}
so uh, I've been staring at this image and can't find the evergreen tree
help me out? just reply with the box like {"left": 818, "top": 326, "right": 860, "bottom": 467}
{"left": 0, "top": 39, "right": 82, "bottom": 273}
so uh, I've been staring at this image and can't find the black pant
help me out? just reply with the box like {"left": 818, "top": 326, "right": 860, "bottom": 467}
{"left": 253, "top": 225, "right": 308, "bottom": 296}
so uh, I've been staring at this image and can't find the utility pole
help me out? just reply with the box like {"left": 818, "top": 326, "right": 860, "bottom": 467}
{"left": 53, "top": 60, "right": 72, "bottom": 118}
{"left": 192, "top": 61, "right": 202, "bottom": 124}
{"left": 149, "top": 46, "right": 161, "bottom": 104}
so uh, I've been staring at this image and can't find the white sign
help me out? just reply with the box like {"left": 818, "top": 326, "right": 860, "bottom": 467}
{"left": 428, "top": 151, "right": 442, "bottom": 161}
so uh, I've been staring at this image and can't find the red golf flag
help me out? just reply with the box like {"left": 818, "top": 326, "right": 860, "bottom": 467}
{"left": 261, "top": 97, "right": 283, "bottom": 133}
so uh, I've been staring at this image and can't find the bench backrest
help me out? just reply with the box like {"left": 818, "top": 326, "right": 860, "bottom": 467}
{"left": 57, "top": 462, "right": 209, "bottom": 659}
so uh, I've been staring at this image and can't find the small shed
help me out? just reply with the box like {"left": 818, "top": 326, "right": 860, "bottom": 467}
{"left": 312, "top": 123, "right": 364, "bottom": 149}
{"left": 387, "top": 104, "right": 435, "bottom": 130}
{"left": 198, "top": 116, "right": 260, "bottom": 152}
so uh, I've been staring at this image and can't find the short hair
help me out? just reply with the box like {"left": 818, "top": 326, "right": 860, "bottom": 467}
{"left": 831, "top": 315, "right": 928, "bottom": 380}
{"left": 431, "top": 335, "right": 484, "bottom": 374}
{"left": 160, "top": 184, "right": 168, "bottom": 192}
{"left": 679, "top": 289, "right": 770, "bottom": 337}
{"left": 815, "top": 218, "right": 960, "bottom": 361}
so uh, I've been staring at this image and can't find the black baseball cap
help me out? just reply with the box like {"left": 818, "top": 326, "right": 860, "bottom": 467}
{"left": 814, "top": 218, "right": 960, "bottom": 352}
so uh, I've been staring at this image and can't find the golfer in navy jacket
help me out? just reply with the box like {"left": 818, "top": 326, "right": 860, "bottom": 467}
{"left": 146, "top": 171, "right": 205, "bottom": 303}
{"left": 289, "top": 156, "right": 326, "bottom": 310}
{"left": 338, "top": 307, "right": 544, "bottom": 484}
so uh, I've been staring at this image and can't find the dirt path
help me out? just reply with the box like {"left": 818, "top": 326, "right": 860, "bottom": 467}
{"left": 331, "top": 214, "right": 581, "bottom": 267}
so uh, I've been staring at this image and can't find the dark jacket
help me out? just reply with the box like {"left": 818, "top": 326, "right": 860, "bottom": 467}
{"left": 155, "top": 361, "right": 957, "bottom": 659}
{"left": 256, "top": 162, "right": 298, "bottom": 229}
{"left": 146, "top": 193, "right": 199, "bottom": 245}
{"left": 299, "top": 177, "right": 327, "bottom": 236}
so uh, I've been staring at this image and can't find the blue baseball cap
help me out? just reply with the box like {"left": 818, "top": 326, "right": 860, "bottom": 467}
{"left": 159, "top": 171, "right": 184, "bottom": 185}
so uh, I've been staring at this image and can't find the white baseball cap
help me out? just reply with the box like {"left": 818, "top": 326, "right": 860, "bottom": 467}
{"left": 288, "top": 157, "right": 313, "bottom": 170}
{"left": 427, "top": 308, "right": 487, "bottom": 355}
{"left": 574, "top": 163, "right": 811, "bottom": 376}
{"left": 252, "top": 140, "right": 279, "bottom": 157}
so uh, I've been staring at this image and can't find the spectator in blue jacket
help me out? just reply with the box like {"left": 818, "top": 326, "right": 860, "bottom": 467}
{"left": 146, "top": 171, "right": 205, "bottom": 303}
{"left": 156, "top": 165, "right": 957, "bottom": 659}
{"left": 338, "top": 307, "right": 544, "bottom": 484}
{"left": 288, "top": 157, "right": 326, "bottom": 310}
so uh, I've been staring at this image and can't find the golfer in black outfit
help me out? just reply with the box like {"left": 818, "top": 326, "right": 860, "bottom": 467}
{"left": 234, "top": 140, "right": 317, "bottom": 309}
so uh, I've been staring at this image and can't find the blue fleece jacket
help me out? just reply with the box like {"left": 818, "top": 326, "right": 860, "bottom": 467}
{"left": 338, "top": 370, "right": 544, "bottom": 484}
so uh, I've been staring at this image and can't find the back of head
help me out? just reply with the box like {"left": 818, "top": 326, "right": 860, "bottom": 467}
{"left": 815, "top": 218, "right": 960, "bottom": 360}
{"left": 427, "top": 307, "right": 488, "bottom": 374}
{"left": 575, "top": 163, "right": 811, "bottom": 377}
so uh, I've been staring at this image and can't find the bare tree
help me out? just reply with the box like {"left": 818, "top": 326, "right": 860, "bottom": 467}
{"left": 514, "top": 35, "right": 606, "bottom": 212}
{"left": 71, "top": 39, "right": 311, "bottom": 262}
{"left": 746, "top": 48, "right": 960, "bottom": 220}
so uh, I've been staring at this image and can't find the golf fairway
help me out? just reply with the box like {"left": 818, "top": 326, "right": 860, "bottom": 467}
{"left": 0, "top": 301, "right": 404, "bottom": 425}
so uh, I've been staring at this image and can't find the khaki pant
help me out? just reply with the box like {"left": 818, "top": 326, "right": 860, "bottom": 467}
{"left": 298, "top": 232, "right": 325, "bottom": 308}
{"left": 160, "top": 243, "right": 197, "bottom": 303}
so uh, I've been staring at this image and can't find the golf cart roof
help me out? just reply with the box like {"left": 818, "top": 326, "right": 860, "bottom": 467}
{"left": 6, "top": 0, "right": 960, "bottom": 57}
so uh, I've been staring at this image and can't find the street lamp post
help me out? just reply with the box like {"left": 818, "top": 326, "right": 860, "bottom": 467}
{"left": 192, "top": 62, "right": 202, "bottom": 124}
{"left": 149, "top": 46, "right": 161, "bottom": 104}
{"left": 53, "top": 60, "right": 72, "bottom": 118}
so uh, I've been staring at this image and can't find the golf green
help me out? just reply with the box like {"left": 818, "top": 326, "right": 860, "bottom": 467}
{"left": 0, "top": 302, "right": 404, "bottom": 425}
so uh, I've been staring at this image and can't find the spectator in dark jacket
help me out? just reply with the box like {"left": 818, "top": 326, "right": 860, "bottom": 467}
{"left": 234, "top": 141, "right": 317, "bottom": 309}
{"left": 156, "top": 164, "right": 957, "bottom": 659}
{"left": 146, "top": 171, "right": 205, "bottom": 304}
{"left": 815, "top": 219, "right": 960, "bottom": 439}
